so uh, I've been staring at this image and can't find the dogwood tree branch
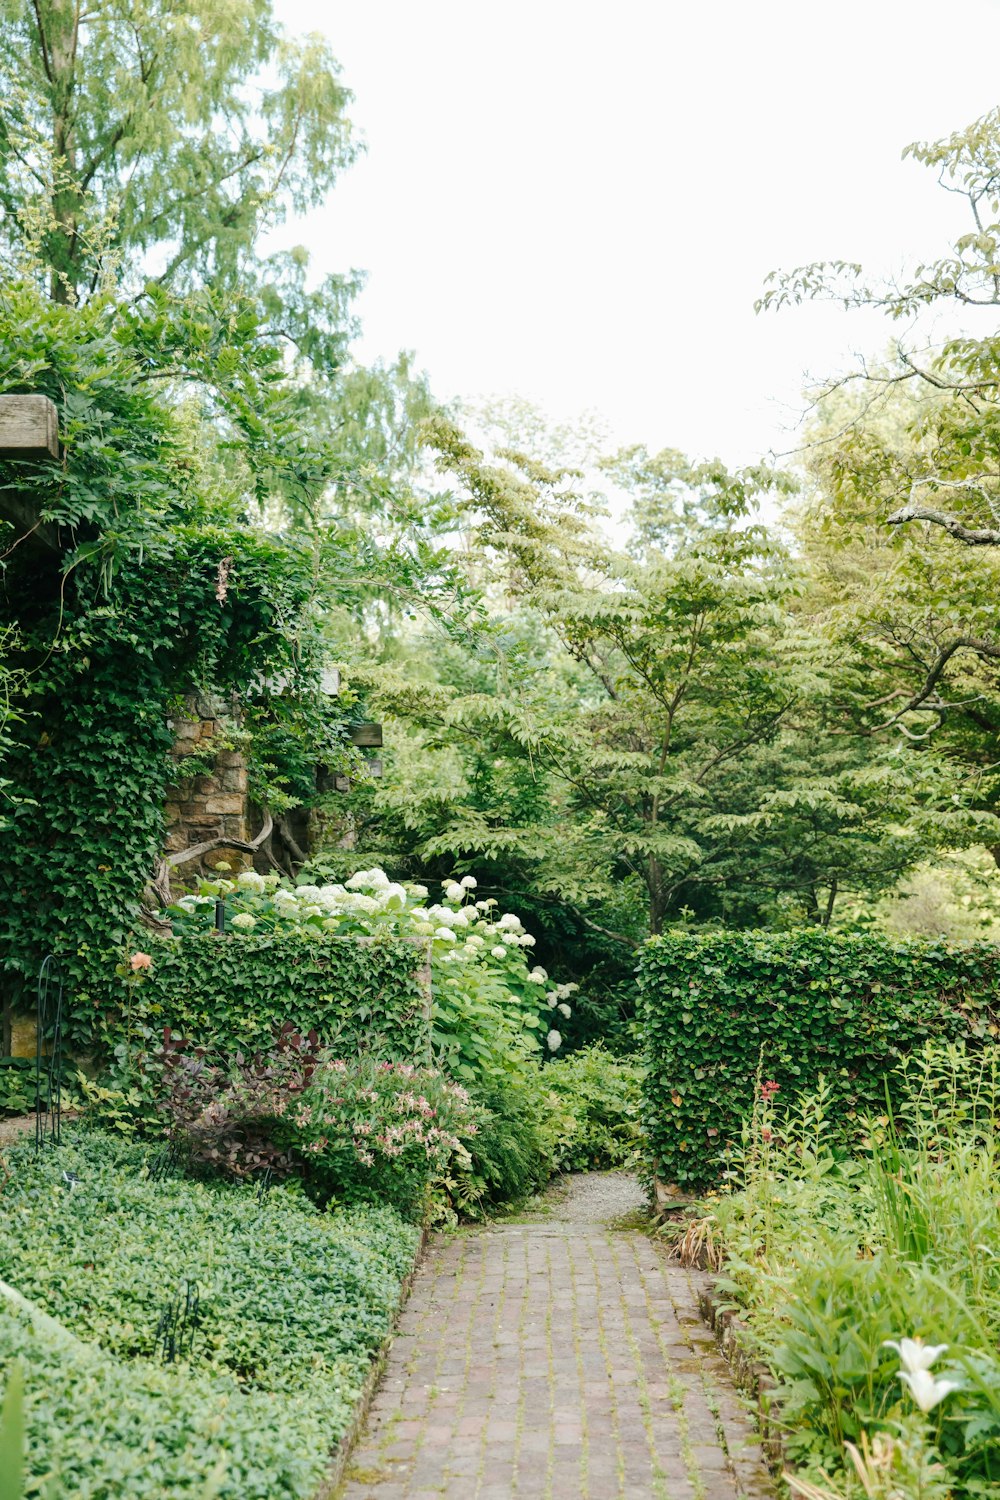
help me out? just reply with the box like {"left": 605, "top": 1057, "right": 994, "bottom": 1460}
{"left": 887, "top": 504, "right": 1000, "bottom": 546}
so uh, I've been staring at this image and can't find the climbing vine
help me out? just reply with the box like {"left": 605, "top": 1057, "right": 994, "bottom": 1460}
{"left": 0, "top": 281, "right": 361, "bottom": 1009}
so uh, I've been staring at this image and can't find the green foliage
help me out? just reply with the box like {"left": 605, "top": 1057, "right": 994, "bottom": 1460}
{"left": 283, "top": 1055, "right": 477, "bottom": 1222}
{"left": 672, "top": 1050, "right": 1000, "bottom": 1498}
{"left": 0, "top": 0, "right": 356, "bottom": 309}
{"left": 0, "top": 278, "right": 372, "bottom": 1001}
{"left": 0, "top": 1127, "right": 418, "bottom": 1497}
{"left": 638, "top": 929, "right": 1000, "bottom": 1190}
{"left": 77, "top": 930, "right": 430, "bottom": 1060}
{"left": 544, "top": 1044, "right": 644, "bottom": 1172}
{"left": 456, "top": 1072, "right": 560, "bottom": 1216}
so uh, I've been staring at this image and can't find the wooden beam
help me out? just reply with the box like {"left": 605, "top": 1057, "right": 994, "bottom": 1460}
{"left": 0, "top": 396, "right": 59, "bottom": 460}
{"left": 0, "top": 395, "right": 62, "bottom": 554}
{"left": 348, "top": 722, "right": 382, "bottom": 748}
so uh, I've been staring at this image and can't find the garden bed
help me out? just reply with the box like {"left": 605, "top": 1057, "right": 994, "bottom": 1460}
{"left": 0, "top": 1128, "right": 422, "bottom": 1498}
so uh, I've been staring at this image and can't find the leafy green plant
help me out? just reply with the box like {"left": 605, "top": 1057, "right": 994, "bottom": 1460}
{"left": 672, "top": 1046, "right": 1000, "bottom": 1499}
{"left": 544, "top": 1044, "right": 644, "bottom": 1172}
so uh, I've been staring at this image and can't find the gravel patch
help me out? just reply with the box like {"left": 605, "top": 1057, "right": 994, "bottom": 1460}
{"left": 547, "top": 1169, "right": 648, "bottom": 1223}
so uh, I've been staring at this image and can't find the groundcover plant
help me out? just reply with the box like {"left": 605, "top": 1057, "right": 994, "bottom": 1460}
{"left": 0, "top": 1129, "right": 419, "bottom": 1498}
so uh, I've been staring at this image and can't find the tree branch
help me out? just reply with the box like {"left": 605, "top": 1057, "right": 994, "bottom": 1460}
{"left": 886, "top": 504, "right": 1000, "bottom": 546}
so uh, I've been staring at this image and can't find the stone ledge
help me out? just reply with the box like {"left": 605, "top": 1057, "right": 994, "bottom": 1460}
{"left": 698, "top": 1282, "right": 787, "bottom": 1473}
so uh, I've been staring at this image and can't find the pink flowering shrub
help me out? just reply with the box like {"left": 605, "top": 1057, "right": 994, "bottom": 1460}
{"left": 154, "top": 1024, "right": 479, "bottom": 1219}
{"left": 291, "top": 1057, "right": 479, "bottom": 1220}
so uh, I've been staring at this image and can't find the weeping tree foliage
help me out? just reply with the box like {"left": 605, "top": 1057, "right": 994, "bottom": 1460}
{"left": 0, "top": 0, "right": 357, "bottom": 311}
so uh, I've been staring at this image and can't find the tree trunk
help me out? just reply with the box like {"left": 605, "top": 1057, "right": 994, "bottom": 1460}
{"left": 46, "top": 0, "right": 82, "bottom": 302}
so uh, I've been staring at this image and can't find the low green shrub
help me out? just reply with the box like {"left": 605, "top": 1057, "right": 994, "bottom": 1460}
{"left": 456, "top": 1071, "right": 561, "bottom": 1216}
{"left": 0, "top": 1128, "right": 419, "bottom": 1498}
{"left": 544, "top": 1044, "right": 644, "bottom": 1172}
{"left": 639, "top": 929, "right": 1000, "bottom": 1190}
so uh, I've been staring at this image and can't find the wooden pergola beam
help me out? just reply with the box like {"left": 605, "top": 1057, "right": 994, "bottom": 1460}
{"left": 0, "top": 395, "right": 62, "bottom": 554}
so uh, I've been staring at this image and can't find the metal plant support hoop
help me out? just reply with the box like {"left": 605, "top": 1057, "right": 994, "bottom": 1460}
{"left": 35, "top": 953, "right": 65, "bottom": 1150}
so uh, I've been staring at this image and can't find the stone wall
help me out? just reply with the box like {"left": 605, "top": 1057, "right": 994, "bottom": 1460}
{"left": 163, "top": 695, "right": 253, "bottom": 883}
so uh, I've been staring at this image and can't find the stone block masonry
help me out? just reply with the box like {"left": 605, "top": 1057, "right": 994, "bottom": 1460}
{"left": 163, "top": 695, "right": 251, "bottom": 882}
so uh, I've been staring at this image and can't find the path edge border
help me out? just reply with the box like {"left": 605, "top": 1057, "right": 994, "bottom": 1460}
{"left": 697, "top": 1281, "right": 788, "bottom": 1473}
{"left": 313, "top": 1224, "right": 431, "bottom": 1500}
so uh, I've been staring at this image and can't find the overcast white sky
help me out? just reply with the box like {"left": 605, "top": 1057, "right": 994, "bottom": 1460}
{"left": 273, "top": 0, "right": 1000, "bottom": 467}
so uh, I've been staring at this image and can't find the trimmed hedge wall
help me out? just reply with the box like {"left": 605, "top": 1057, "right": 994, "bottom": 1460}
{"left": 638, "top": 930, "right": 1000, "bottom": 1191}
{"left": 74, "top": 932, "right": 431, "bottom": 1060}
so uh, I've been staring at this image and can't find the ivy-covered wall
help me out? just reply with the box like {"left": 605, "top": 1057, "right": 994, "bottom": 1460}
{"left": 76, "top": 932, "right": 431, "bottom": 1061}
{"left": 638, "top": 929, "right": 1000, "bottom": 1191}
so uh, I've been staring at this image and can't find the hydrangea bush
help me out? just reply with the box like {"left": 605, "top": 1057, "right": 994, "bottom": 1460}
{"left": 163, "top": 867, "right": 576, "bottom": 1085}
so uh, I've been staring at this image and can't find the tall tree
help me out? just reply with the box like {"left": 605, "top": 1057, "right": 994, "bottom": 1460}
{"left": 0, "top": 0, "right": 357, "bottom": 312}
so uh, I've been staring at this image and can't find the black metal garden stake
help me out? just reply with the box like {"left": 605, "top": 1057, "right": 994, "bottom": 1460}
{"left": 35, "top": 954, "right": 65, "bottom": 1150}
{"left": 155, "top": 1278, "right": 201, "bottom": 1363}
{"left": 214, "top": 897, "right": 226, "bottom": 933}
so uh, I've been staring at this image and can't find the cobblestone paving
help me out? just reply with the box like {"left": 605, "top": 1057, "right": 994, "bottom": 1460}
{"left": 340, "top": 1174, "right": 774, "bottom": 1500}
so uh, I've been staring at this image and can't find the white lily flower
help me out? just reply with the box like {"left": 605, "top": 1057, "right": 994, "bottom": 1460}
{"left": 883, "top": 1339, "right": 949, "bottom": 1374}
{"left": 899, "top": 1369, "right": 960, "bottom": 1413}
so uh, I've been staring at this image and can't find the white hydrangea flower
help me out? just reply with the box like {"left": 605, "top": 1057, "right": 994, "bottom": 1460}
{"left": 465, "top": 934, "right": 485, "bottom": 950}
{"left": 230, "top": 912, "right": 256, "bottom": 931}
{"left": 409, "top": 883, "right": 429, "bottom": 898}
{"left": 236, "top": 870, "right": 267, "bottom": 894}
{"left": 475, "top": 899, "right": 496, "bottom": 912}
{"left": 345, "top": 893, "right": 380, "bottom": 915}
{"left": 461, "top": 875, "right": 478, "bottom": 889}
{"left": 558, "top": 1003, "right": 572, "bottom": 1018}
{"left": 444, "top": 883, "right": 464, "bottom": 904}
{"left": 295, "top": 884, "right": 322, "bottom": 902}
{"left": 450, "top": 907, "right": 471, "bottom": 927}
{"left": 316, "top": 886, "right": 347, "bottom": 912}
{"left": 435, "top": 927, "right": 458, "bottom": 942}
{"left": 491, "top": 945, "right": 507, "bottom": 959}
{"left": 381, "top": 883, "right": 408, "bottom": 908}
{"left": 263, "top": 873, "right": 281, "bottom": 891}
{"left": 519, "top": 933, "right": 536, "bottom": 947}
{"left": 547, "top": 1029, "right": 562, "bottom": 1052}
{"left": 527, "top": 968, "right": 547, "bottom": 984}
{"left": 497, "top": 913, "right": 522, "bottom": 932}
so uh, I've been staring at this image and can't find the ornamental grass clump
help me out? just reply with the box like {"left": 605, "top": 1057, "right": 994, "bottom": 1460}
{"left": 665, "top": 1044, "right": 1000, "bottom": 1498}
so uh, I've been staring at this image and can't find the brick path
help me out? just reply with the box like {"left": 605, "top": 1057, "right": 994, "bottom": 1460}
{"left": 340, "top": 1174, "right": 774, "bottom": 1499}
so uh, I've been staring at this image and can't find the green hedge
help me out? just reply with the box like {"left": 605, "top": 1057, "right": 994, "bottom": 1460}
{"left": 74, "top": 931, "right": 431, "bottom": 1060}
{"left": 638, "top": 930, "right": 1000, "bottom": 1191}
